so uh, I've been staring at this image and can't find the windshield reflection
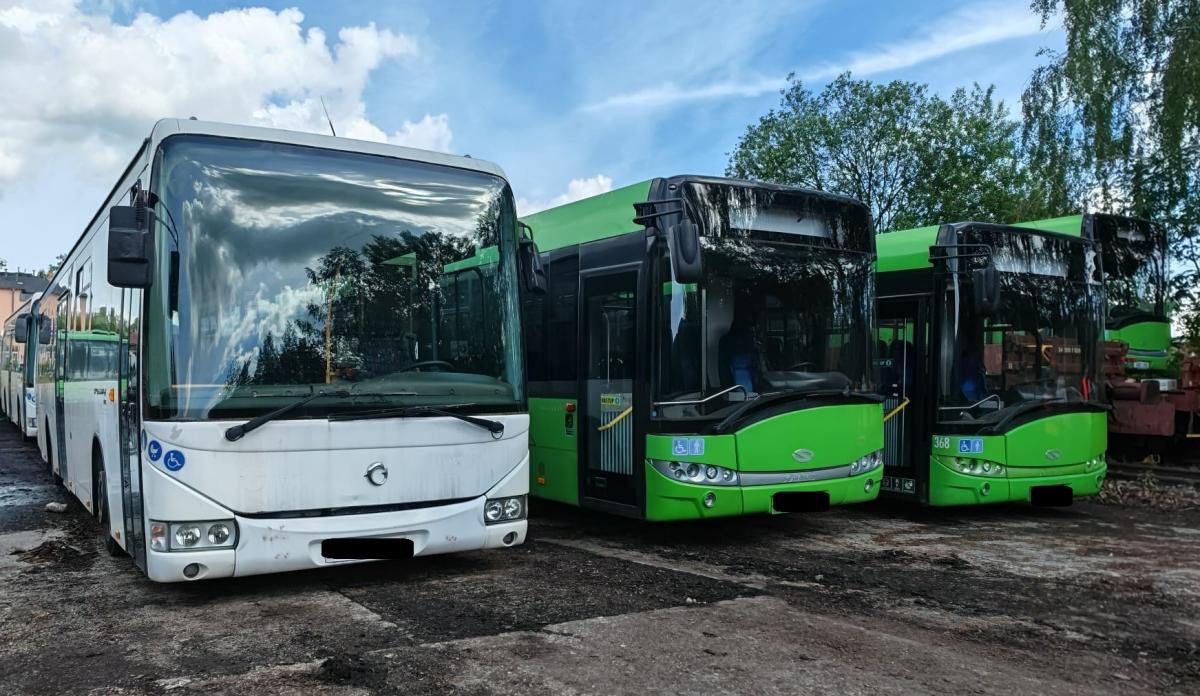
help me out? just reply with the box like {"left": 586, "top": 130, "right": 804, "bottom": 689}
{"left": 147, "top": 136, "right": 523, "bottom": 420}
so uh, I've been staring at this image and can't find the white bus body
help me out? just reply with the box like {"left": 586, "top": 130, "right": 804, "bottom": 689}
{"left": 1, "top": 295, "right": 39, "bottom": 438}
{"left": 36, "top": 119, "right": 529, "bottom": 582}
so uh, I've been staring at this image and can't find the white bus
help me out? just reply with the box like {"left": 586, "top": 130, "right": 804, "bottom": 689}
{"left": 35, "top": 119, "right": 541, "bottom": 582}
{"left": 1, "top": 294, "right": 40, "bottom": 437}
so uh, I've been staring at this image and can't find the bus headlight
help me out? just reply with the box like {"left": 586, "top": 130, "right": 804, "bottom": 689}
{"left": 950, "top": 457, "right": 1004, "bottom": 477}
{"left": 151, "top": 520, "right": 238, "bottom": 552}
{"left": 849, "top": 450, "right": 883, "bottom": 476}
{"left": 485, "top": 495, "right": 526, "bottom": 524}
{"left": 651, "top": 460, "right": 739, "bottom": 486}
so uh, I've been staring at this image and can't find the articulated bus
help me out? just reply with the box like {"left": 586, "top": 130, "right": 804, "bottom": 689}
{"left": 875, "top": 222, "right": 1108, "bottom": 506}
{"left": 1, "top": 294, "right": 40, "bottom": 437}
{"left": 520, "top": 177, "right": 884, "bottom": 520}
{"left": 35, "top": 119, "right": 538, "bottom": 582}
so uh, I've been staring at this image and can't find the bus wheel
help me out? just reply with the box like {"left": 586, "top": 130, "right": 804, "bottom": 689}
{"left": 93, "top": 449, "right": 122, "bottom": 557}
{"left": 48, "top": 428, "right": 63, "bottom": 486}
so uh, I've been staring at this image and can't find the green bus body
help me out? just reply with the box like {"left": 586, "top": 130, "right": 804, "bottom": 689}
{"left": 1013, "top": 214, "right": 1171, "bottom": 373}
{"left": 876, "top": 222, "right": 1108, "bottom": 506}
{"left": 522, "top": 177, "right": 884, "bottom": 520}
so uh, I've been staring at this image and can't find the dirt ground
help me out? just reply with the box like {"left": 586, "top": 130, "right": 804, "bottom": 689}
{"left": 1, "top": 423, "right": 1197, "bottom": 696}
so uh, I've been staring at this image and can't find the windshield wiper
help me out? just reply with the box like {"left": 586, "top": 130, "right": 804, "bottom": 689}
{"left": 224, "top": 389, "right": 350, "bottom": 442}
{"left": 327, "top": 404, "right": 505, "bottom": 438}
{"left": 979, "top": 397, "right": 1079, "bottom": 434}
{"left": 711, "top": 388, "right": 882, "bottom": 435}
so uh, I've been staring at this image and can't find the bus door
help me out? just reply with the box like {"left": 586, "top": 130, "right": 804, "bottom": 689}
{"left": 117, "top": 289, "right": 145, "bottom": 569}
{"left": 53, "top": 291, "right": 70, "bottom": 482}
{"left": 579, "top": 269, "right": 640, "bottom": 509}
{"left": 877, "top": 297, "right": 929, "bottom": 500}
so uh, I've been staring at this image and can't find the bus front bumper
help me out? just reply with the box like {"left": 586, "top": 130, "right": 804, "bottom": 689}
{"left": 644, "top": 464, "right": 882, "bottom": 521}
{"left": 145, "top": 497, "right": 527, "bottom": 583}
{"left": 928, "top": 460, "right": 1107, "bottom": 507}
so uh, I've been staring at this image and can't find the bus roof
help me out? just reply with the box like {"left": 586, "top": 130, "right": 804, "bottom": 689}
{"left": 1012, "top": 214, "right": 1085, "bottom": 237}
{"left": 520, "top": 180, "right": 653, "bottom": 252}
{"left": 876, "top": 224, "right": 941, "bottom": 273}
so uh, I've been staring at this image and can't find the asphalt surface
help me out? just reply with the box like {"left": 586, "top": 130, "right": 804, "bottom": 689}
{"left": 0, "top": 422, "right": 1198, "bottom": 695}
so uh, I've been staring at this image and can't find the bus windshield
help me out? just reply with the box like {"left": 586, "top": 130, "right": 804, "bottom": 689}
{"left": 655, "top": 183, "right": 875, "bottom": 419}
{"left": 937, "top": 230, "right": 1105, "bottom": 425}
{"left": 147, "top": 136, "right": 524, "bottom": 420}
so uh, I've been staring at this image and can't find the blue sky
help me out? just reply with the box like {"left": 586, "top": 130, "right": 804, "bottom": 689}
{"left": 0, "top": 0, "right": 1062, "bottom": 272}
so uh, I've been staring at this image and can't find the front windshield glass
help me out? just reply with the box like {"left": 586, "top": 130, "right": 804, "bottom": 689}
{"left": 1093, "top": 216, "right": 1167, "bottom": 322}
{"left": 655, "top": 184, "right": 874, "bottom": 419}
{"left": 937, "top": 230, "right": 1104, "bottom": 425}
{"left": 147, "top": 136, "right": 524, "bottom": 419}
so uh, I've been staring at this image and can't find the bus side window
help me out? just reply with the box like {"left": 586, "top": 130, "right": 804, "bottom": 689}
{"left": 69, "top": 341, "right": 88, "bottom": 380}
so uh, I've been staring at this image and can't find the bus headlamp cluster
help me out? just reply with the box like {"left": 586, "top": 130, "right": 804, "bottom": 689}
{"left": 849, "top": 450, "right": 884, "bottom": 476}
{"left": 1083, "top": 453, "right": 1106, "bottom": 472}
{"left": 651, "top": 460, "right": 739, "bottom": 486}
{"left": 950, "top": 457, "right": 1005, "bottom": 477}
{"left": 149, "top": 520, "right": 237, "bottom": 552}
{"left": 484, "top": 495, "right": 526, "bottom": 524}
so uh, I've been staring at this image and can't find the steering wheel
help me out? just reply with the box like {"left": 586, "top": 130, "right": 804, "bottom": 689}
{"left": 398, "top": 360, "right": 456, "bottom": 373}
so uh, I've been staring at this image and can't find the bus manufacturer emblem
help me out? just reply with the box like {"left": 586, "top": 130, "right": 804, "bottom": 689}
{"left": 1045, "top": 449, "right": 1062, "bottom": 461}
{"left": 365, "top": 462, "right": 388, "bottom": 486}
{"left": 792, "top": 448, "right": 814, "bottom": 463}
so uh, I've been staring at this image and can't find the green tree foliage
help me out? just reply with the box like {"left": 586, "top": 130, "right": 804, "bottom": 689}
{"left": 1025, "top": 0, "right": 1200, "bottom": 345}
{"left": 727, "top": 74, "right": 1035, "bottom": 232}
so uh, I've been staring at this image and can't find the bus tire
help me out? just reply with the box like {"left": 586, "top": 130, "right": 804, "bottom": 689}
{"left": 48, "top": 426, "right": 63, "bottom": 487}
{"left": 93, "top": 445, "right": 122, "bottom": 557}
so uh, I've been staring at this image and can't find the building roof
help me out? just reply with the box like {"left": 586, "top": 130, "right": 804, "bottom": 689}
{"left": 0, "top": 272, "right": 48, "bottom": 293}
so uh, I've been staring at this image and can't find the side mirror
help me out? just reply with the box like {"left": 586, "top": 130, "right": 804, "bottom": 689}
{"left": 38, "top": 317, "right": 52, "bottom": 345}
{"left": 667, "top": 220, "right": 702, "bottom": 284}
{"left": 518, "top": 237, "right": 546, "bottom": 295}
{"left": 108, "top": 203, "right": 155, "bottom": 289}
{"left": 13, "top": 314, "right": 30, "bottom": 343}
{"left": 972, "top": 266, "right": 1002, "bottom": 316}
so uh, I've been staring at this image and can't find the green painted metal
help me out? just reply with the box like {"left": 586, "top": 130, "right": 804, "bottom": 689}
{"left": 1011, "top": 214, "right": 1084, "bottom": 237}
{"left": 876, "top": 224, "right": 939, "bottom": 273}
{"left": 926, "top": 412, "right": 1107, "bottom": 506}
{"left": 645, "top": 434, "right": 738, "bottom": 467}
{"left": 732, "top": 403, "right": 883, "bottom": 472}
{"left": 520, "top": 180, "right": 652, "bottom": 252}
{"left": 528, "top": 397, "right": 579, "bottom": 505}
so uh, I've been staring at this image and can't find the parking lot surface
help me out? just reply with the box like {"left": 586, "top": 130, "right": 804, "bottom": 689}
{"left": 1, "top": 423, "right": 1197, "bottom": 695}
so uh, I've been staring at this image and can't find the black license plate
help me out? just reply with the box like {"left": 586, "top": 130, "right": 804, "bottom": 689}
{"left": 321, "top": 537, "right": 415, "bottom": 560}
{"left": 772, "top": 491, "right": 830, "bottom": 513}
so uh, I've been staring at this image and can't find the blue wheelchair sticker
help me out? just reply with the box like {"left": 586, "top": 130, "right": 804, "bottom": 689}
{"left": 672, "top": 437, "right": 706, "bottom": 456}
{"left": 672, "top": 438, "right": 689, "bottom": 456}
{"left": 147, "top": 440, "right": 162, "bottom": 462}
{"left": 958, "top": 438, "right": 984, "bottom": 454}
{"left": 163, "top": 449, "right": 186, "bottom": 472}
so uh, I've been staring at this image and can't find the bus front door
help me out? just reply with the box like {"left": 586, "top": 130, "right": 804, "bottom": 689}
{"left": 579, "top": 270, "right": 639, "bottom": 509}
{"left": 117, "top": 289, "right": 145, "bottom": 569}
{"left": 877, "top": 297, "right": 929, "bottom": 501}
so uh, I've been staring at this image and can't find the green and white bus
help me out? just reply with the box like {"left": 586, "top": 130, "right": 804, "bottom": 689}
{"left": 521, "top": 176, "right": 884, "bottom": 520}
{"left": 876, "top": 221, "right": 1108, "bottom": 506}
{"left": 1, "top": 294, "right": 40, "bottom": 438}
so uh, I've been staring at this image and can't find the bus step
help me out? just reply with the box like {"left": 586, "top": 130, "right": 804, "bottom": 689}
{"left": 772, "top": 491, "right": 830, "bottom": 513}
{"left": 321, "top": 537, "right": 415, "bottom": 560}
{"left": 1030, "top": 485, "right": 1073, "bottom": 507}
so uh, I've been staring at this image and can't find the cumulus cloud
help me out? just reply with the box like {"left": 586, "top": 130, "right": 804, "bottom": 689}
{"left": 0, "top": 0, "right": 452, "bottom": 190}
{"left": 517, "top": 175, "right": 614, "bottom": 216}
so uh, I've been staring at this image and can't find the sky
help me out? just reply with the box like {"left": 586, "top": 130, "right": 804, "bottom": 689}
{"left": 0, "top": 0, "right": 1063, "bottom": 273}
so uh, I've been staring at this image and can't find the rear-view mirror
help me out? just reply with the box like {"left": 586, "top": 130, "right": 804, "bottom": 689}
{"left": 519, "top": 237, "right": 546, "bottom": 295}
{"left": 972, "top": 266, "right": 1002, "bottom": 316}
{"left": 108, "top": 203, "right": 155, "bottom": 289}
{"left": 38, "top": 317, "right": 51, "bottom": 345}
{"left": 13, "top": 313, "right": 29, "bottom": 343}
{"left": 668, "top": 220, "right": 702, "bottom": 285}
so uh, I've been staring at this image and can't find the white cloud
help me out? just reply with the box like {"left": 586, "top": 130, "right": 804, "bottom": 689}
{"left": 517, "top": 174, "right": 613, "bottom": 216}
{"left": 583, "top": 0, "right": 1050, "bottom": 112}
{"left": 0, "top": 1, "right": 453, "bottom": 190}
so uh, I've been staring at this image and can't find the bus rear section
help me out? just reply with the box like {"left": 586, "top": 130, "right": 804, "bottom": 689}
{"left": 876, "top": 222, "right": 1108, "bottom": 506}
{"left": 523, "top": 176, "right": 884, "bottom": 520}
{"left": 34, "top": 119, "right": 535, "bottom": 581}
{"left": 2, "top": 298, "right": 40, "bottom": 438}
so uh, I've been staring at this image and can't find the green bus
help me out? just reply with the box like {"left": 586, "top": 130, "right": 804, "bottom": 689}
{"left": 876, "top": 221, "right": 1108, "bottom": 506}
{"left": 520, "top": 176, "right": 884, "bottom": 520}
{"left": 1013, "top": 214, "right": 1170, "bottom": 373}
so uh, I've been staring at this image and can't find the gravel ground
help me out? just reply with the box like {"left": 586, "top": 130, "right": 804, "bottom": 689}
{"left": 0, "top": 422, "right": 1197, "bottom": 695}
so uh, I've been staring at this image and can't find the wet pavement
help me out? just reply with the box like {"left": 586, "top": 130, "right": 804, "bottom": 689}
{"left": 0, "top": 421, "right": 1197, "bottom": 695}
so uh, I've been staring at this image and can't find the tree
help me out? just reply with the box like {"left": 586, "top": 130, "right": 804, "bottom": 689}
{"left": 1024, "top": 0, "right": 1200, "bottom": 345}
{"left": 727, "top": 74, "right": 1033, "bottom": 232}
{"left": 0, "top": 258, "right": 7, "bottom": 272}
{"left": 41, "top": 253, "right": 66, "bottom": 280}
